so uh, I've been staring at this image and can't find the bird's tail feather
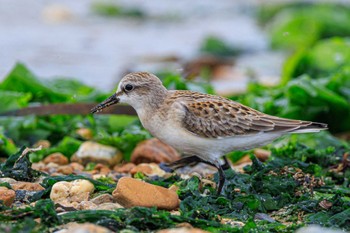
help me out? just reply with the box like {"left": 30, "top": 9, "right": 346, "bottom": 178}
{"left": 290, "top": 122, "right": 328, "bottom": 134}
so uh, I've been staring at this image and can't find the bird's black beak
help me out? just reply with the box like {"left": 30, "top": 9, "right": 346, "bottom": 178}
{"left": 91, "top": 93, "right": 120, "bottom": 114}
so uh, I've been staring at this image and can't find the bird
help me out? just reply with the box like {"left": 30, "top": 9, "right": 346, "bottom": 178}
{"left": 91, "top": 72, "right": 327, "bottom": 194}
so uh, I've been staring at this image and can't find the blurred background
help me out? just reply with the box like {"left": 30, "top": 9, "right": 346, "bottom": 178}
{"left": 1, "top": 0, "right": 350, "bottom": 133}
{"left": 0, "top": 0, "right": 282, "bottom": 94}
{"left": 1, "top": 2, "right": 350, "bottom": 232}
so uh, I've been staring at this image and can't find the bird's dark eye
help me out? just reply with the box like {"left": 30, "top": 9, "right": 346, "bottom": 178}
{"left": 124, "top": 84, "right": 134, "bottom": 92}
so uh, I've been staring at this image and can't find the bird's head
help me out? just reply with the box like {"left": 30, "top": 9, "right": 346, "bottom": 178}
{"left": 91, "top": 72, "right": 167, "bottom": 113}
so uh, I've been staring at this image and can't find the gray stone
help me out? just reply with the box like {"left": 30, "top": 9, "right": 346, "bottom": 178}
{"left": 71, "top": 141, "right": 123, "bottom": 166}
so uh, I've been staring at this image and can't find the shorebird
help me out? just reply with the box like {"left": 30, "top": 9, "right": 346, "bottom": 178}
{"left": 91, "top": 72, "right": 327, "bottom": 194}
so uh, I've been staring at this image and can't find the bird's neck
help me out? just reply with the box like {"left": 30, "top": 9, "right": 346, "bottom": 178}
{"left": 134, "top": 89, "right": 168, "bottom": 116}
{"left": 146, "top": 89, "right": 167, "bottom": 110}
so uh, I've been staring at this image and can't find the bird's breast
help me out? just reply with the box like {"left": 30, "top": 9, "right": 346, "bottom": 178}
{"left": 136, "top": 109, "right": 166, "bottom": 137}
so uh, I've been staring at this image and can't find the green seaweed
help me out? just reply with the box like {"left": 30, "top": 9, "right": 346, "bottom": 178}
{"left": 0, "top": 147, "right": 42, "bottom": 181}
{"left": 258, "top": 3, "right": 350, "bottom": 50}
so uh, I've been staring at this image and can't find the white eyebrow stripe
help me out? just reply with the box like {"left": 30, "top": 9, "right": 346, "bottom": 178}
{"left": 117, "top": 82, "right": 123, "bottom": 92}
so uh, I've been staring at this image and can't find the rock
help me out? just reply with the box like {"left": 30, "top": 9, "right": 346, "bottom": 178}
{"left": 76, "top": 128, "right": 93, "bottom": 140}
{"left": 57, "top": 223, "right": 112, "bottom": 233}
{"left": 233, "top": 149, "right": 270, "bottom": 166}
{"left": 130, "top": 163, "right": 152, "bottom": 175}
{"left": 71, "top": 141, "right": 123, "bottom": 166}
{"left": 0, "top": 187, "right": 15, "bottom": 206}
{"left": 33, "top": 139, "right": 51, "bottom": 149}
{"left": 31, "top": 162, "right": 48, "bottom": 173}
{"left": 90, "top": 194, "right": 114, "bottom": 205}
{"left": 69, "top": 162, "right": 85, "bottom": 172}
{"left": 92, "top": 164, "right": 111, "bottom": 175}
{"left": 296, "top": 225, "right": 344, "bottom": 233}
{"left": 113, "top": 162, "right": 136, "bottom": 173}
{"left": 113, "top": 177, "right": 179, "bottom": 210}
{"left": 57, "top": 165, "right": 74, "bottom": 175}
{"left": 157, "top": 228, "right": 210, "bottom": 233}
{"left": 131, "top": 138, "right": 180, "bottom": 164}
{"left": 43, "top": 152, "right": 69, "bottom": 165}
{"left": 76, "top": 201, "right": 97, "bottom": 210}
{"left": 94, "top": 203, "right": 124, "bottom": 210}
{"left": 50, "top": 179, "right": 95, "bottom": 206}
{"left": 0, "top": 178, "right": 17, "bottom": 184}
{"left": 130, "top": 163, "right": 166, "bottom": 177}
{"left": 11, "top": 182, "right": 45, "bottom": 191}
{"left": 254, "top": 213, "right": 275, "bottom": 223}
{"left": 47, "top": 162, "right": 60, "bottom": 169}
{"left": 14, "top": 190, "right": 44, "bottom": 203}
{"left": 42, "top": 162, "right": 60, "bottom": 174}
{"left": 254, "top": 149, "right": 271, "bottom": 162}
{"left": 92, "top": 174, "right": 109, "bottom": 180}
{"left": 168, "top": 185, "right": 179, "bottom": 193}
{"left": 220, "top": 218, "right": 245, "bottom": 227}
{"left": 55, "top": 202, "right": 77, "bottom": 212}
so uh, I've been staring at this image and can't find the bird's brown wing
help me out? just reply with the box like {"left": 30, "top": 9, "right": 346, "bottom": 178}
{"left": 180, "top": 97, "right": 324, "bottom": 139}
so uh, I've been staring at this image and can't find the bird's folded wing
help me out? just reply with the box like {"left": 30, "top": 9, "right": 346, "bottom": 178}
{"left": 180, "top": 99, "right": 318, "bottom": 139}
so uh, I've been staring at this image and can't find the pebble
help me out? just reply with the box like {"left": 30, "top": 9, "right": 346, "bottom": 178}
{"left": 254, "top": 149, "right": 271, "bottom": 162}
{"left": 90, "top": 194, "right": 114, "bottom": 205}
{"left": 113, "top": 177, "right": 179, "bottom": 210}
{"left": 33, "top": 139, "right": 51, "bottom": 149}
{"left": 220, "top": 218, "right": 245, "bottom": 227}
{"left": 76, "top": 201, "right": 97, "bottom": 210}
{"left": 50, "top": 179, "right": 95, "bottom": 206}
{"left": 91, "top": 163, "right": 111, "bottom": 175}
{"left": 14, "top": 190, "right": 44, "bottom": 203}
{"left": 94, "top": 202, "right": 124, "bottom": 210}
{"left": 254, "top": 213, "right": 275, "bottom": 223}
{"left": 46, "top": 162, "right": 60, "bottom": 173}
{"left": 71, "top": 141, "right": 123, "bottom": 166}
{"left": 69, "top": 162, "right": 85, "bottom": 172}
{"left": 76, "top": 128, "right": 94, "bottom": 140}
{"left": 130, "top": 163, "right": 167, "bottom": 177}
{"left": 0, "top": 186, "right": 15, "bottom": 206}
{"left": 113, "top": 162, "right": 136, "bottom": 173}
{"left": 11, "top": 182, "right": 45, "bottom": 191}
{"left": 157, "top": 228, "right": 210, "bottom": 233}
{"left": 131, "top": 138, "right": 180, "bottom": 164}
{"left": 233, "top": 149, "right": 271, "bottom": 166}
{"left": 57, "top": 223, "right": 112, "bottom": 233}
{"left": 296, "top": 226, "right": 344, "bottom": 233}
{"left": 31, "top": 162, "right": 48, "bottom": 173}
{"left": 43, "top": 152, "right": 69, "bottom": 165}
{"left": 0, "top": 178, "right": 17, "bottom": 184}
{"left": 57, "top": 165, "right": 74, "bottom": 175}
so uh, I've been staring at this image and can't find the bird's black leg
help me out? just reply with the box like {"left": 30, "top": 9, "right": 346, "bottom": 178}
{"left": 221, "top": 156, "right": 231, "bottom": 170}
{"left": 197, "top": 159, "right": 226, "bottom": 195}
{"left": 216, "top": 164, "right": 226, "bottom": 195}
{"left": 160, "top": 155, "right": 226, "bottom": 195}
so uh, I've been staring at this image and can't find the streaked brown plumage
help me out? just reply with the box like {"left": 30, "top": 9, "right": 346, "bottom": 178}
{"left": 163, "top": 90, "right": 326, "bottom": 138}
{"left": 91, "top": 72, "right": 327, "bottom": 194}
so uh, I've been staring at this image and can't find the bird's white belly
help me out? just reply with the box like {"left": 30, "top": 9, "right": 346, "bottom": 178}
{"left": 145, "top": 117, "right": 282, "bottom": 161}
